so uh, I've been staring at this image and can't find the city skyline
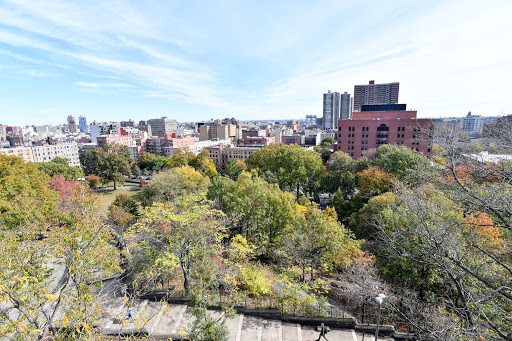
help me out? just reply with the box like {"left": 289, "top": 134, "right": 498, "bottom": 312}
{"left": 0, "top": 0, "right": 511, "bottom": 126}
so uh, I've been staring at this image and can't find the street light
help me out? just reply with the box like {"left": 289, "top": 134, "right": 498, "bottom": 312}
{"left": 374, "top": 293, "right": 386, "bottom": 340}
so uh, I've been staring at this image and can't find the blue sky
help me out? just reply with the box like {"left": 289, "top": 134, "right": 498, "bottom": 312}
{"left": 0, "top": 0, "right": 511, "bottom": 126}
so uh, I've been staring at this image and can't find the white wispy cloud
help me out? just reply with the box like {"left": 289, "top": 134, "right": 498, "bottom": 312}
{"left": 74, "top": 82, "right": 134, "bottom": 88}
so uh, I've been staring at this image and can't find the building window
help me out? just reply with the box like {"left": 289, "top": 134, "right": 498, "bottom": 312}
{"left": 377, "top": 124, "right": 389, "bottom": 131}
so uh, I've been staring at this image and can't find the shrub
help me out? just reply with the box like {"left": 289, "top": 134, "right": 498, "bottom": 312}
{"left": 237, "top": 263, "right": 273, "bottom": 297}
{"left": 87, "top": 174, "right": 101, "bottom": 188}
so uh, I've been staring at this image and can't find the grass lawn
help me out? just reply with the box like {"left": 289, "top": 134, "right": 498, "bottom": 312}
{"left": 96, "top": 187, "right": 143, "bottom": 214}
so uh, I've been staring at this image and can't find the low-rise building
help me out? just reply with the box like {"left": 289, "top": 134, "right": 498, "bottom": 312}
{"left": 32, "top": 143, "right": 80, "bottom": 167}
{"left": 199, "top": 124, "right": 236, "bottom": 141}
{"left": 204, "top": 145, "right": 261, "bottom": 168}
{"left": 0, "top": 147, "right": 34, "bottom": 162}
{"left": 187, "top": 139, "right": 232, "bottom": 155}
{"left": 282, "top": 135, "right": 305, "bottom": 145}
{"left": 238, "top": 136, "right": 275, "bottom": 146}
{"left": 241, "top": 129, "right": 266, "bottom": 138}
{"left": 96, "top": 135, "right": 134, "bottom": 147}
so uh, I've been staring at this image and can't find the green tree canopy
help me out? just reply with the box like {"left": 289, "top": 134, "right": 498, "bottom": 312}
{"left": 37, "top": 157, "right": 84, "bottom": 180}
{"left": 328, "top": 151, "right": 355, "bottom": 172}
{"left": 369, "top": 144, "right": 430, "bottom": 179}
{"left": 321, "top": 151, "right": 357, "bottom": 197}
{"left": 166, "top": 149, "right": 217, "bottom": 177}
{"left": 286, "top": 201, "right": 361, "bottom": 281}
{"left": 224, "top": 158, "right": 246, "bottom": 181}
{"left": 245, "top": 144, "right": 325, "bottom": 199}
{"left": 208, "top": 173, "right": 301, "bottom": 260}
{"left": 79, "top": 142, "right": 134, "bottom": 189}
{"left": 141, "top": 166, "right": 211, "bottom": 206}
{"left": 348, "top": 192, "right": 397, "bottom": 239}
{"left": 0, "top": 155, "right": 58, "bottom": 227}
{"left": 320, "top": 136, "right": 335, "bottom": 146}
{"left": 129, "top": 194, "right": 226, "bottom": 293}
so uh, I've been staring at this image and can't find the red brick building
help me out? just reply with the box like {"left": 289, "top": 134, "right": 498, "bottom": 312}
{"left": 238, "top": 136, "right": 275, "bottom": 146}
{"left": 336, "top": 110, "right": 433, "bottom": 159}
{"left": 96, "top": 135, "right": 133, "bottom": 147}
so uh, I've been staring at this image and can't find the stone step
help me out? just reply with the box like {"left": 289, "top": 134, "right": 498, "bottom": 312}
{"left": 148, "top": 303, "right": 167, "bottom": 335}
{"left": 239, "top": 315, "right": 261, "bottom": 340}
{"left": 226, "top": 313, "right": 243, "bottom": 341}
{"left": 150, "top": 303, "right": 187, "bottom": 336}
{"left": 176, "top": 305, "right": 196, "bottom": 334}
{"left": 281, "top": 322, "right": 300, "bottom": 341}
{"left": 97, "top": 298, "right": 369, "bottom": 341}
{"left": 261, "top": 318, "right": 281, "bottom": 341}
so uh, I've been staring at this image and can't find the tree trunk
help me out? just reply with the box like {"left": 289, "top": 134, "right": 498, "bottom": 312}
{"left": 113, "top": 178, "right": 117, "bottom": 190}
{"left": 181, "top": 261, "right": 190, "bottom": 295}
{"left": 296, "top": 184, "right": 300, "bottom": 200}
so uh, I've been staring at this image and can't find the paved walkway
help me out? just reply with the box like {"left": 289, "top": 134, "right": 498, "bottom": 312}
{"left": 98, "top": 297, "right": 372, "bottom": 340}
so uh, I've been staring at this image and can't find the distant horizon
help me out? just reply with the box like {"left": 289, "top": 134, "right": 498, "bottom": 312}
{"left": 0, "top": 0, "right": 510, "bottom": 126}
{"left": 4, "top": 112, "right": 505, "bottom": 129}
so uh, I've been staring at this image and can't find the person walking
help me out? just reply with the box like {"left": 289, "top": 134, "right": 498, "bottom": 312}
{"left": 120, "top": 284, "right": 128, "bottom": 297}
{"left": 127, "top": 306, "right": 134, "bottom": 322}
{"left": 316, "top": 323, "right": 330, "bottom": 341}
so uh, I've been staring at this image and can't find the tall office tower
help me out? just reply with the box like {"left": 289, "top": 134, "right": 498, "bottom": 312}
{"left": 322, "top": 90, "right": 340, "bottom": 130}
{"left": 79, "top": 115, "right": 88, "bottom": 133}
{"left": 353, "top": 80, "right": 399, "bottom": 112}
{"left": 147, "top": 117, "right": 178, "bottom": 137}
{"left": 340, "top": 92, "right": 352, "bottom": 120}
{"left": 67, "top": 115, "right": 77, "bottom": 133}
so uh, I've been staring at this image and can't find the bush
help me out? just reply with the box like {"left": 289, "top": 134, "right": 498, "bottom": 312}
{"left": 87, "top": 174, "right": 101, "bottom": 188}
{"left": 237, "top": 263, "right": 273, "bottom": 297}
{"left": 109, "top": 193, "right": 139, "bottom": 216}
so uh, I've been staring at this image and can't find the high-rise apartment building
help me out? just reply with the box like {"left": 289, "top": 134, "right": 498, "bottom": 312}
{"left": 340, "top": 92, "right": 352, "bottom": 120}
{"left": 353, "top": 80, "right": 399, "bottom": 112}
{"left": 323, "top": 91, "right": 340, "bottom": 130}
{"left": 147, "top": 117, "right": 178, "bottom": 137}
{"left": 67, "top": 115, "right": 77, "bottom": 133}
{"left": 79, "top": 116, "right": 88, "bottom": 133}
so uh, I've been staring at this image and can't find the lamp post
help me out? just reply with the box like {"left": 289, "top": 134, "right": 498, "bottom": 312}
{"left": 374, "top": 293, "right": 386, "bottom": 340}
